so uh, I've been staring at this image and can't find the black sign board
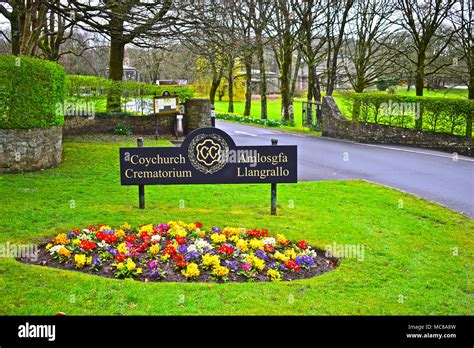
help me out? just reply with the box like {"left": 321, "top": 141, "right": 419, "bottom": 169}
{"left": 120, "top": 127, "right": 297, "bottom": 185}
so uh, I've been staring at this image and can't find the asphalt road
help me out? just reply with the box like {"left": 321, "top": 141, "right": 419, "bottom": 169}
{"left": 216, "top": 120, "right": 474, "bottom": 217}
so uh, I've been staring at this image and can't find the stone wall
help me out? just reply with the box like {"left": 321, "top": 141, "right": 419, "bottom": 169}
{"left": 63, "top": 114, "right": 175, "bottom": 135}
{"left": 321, "top": 96, "right": 474, "bottom": 157}
{"left": 64, "top": 98, "right": 212, "bottom": 136}
{"left": 0, "top": 126, "right": 62, "bottom": 173}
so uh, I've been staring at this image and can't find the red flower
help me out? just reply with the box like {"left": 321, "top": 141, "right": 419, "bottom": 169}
{"left": 96, "top": 231, "right": 105, "bottom": 241}
{"left": 175, "top": 237, "right": 186, "bottom": 245}
{"left": 173, "top": 254, "right": 184, "bottom": 262}
{"left": 176, "top": 261, "right": 186, "bottom": 268}
{"left": 297, "top": 240, "right": 308, "bottom": 250}
{"left": 163, "top": 246, "right": 176, "bottom": 256}
{"left": 104, "top": 234, "right": 117, "bottom": 244}
{"left": 137, "top": 243, "right": 149, "bottom": 253}
{"left": 195, "top": 222, "right": 203, "bottom": 228}
{"left": 219, "top": 244, "right": 234, "bottom": 255}
{"left": 115, "top": 253, "right": 126, "bottom": 262}
{"left": 246, "top": 229, "right": 269, "bottom": 238}
{"left": 264, "top": 245, "right": 274, "bottom": 253}
{"left": 80, "top": 240, "right": 97, "bottom": 251}
{"left": 125, "top": 235, "right": 136, "bottom": 244}
{"left": 285, "top": 260, "right": 300, "bottom": 272}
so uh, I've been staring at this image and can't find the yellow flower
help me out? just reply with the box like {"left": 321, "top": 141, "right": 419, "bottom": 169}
{"left": 52, "top": 233, "right": 69, "bottom": 245}
{"left": 59, "top": 247, "right": 71, "bottom": 258}
{"left": 284, "top": 248, "right": 296, "bottom": 260}
{"left": 138, "top": 224, "right": 154, "bottom": 236}
{"left": 223, "top": 227, "right": 243, "bottom": 236}
{"left": 74, "top": 254, "right": 86, "bottom": 268}
{"left": 117, "top": 242, "right": 127, "bottom": 254}
{"left": 115, "top": 229, "right": 125, "bottom": 238}
{"left": 161, "top": 254, "right": 170, "bottom": 262}
{"left": 212, "top": 265, "right": 229, "bottom": 277}
{"left": 99, "top": 225, "right": 111, "bottom": 231}
{"left": 150, "top": 244, "right": 161, "bottom": 255}
{"left": 210, "top": 233, "right": 226, "bottom": 244}
{"left": 199, "top": 231, "right": 206, "bottom": 238}
{"left": 246, "top": 254, "right": 265, "bottom": 271}
{"left": 45, "top": 243, "right": 53, "bottom": 250}
{"left": 236, "top": 239, "right": 248, "bottom": 252}
{"left": 174, "top": 228, "right": 187, "bottom": 238}
{"left": 86, "top": 256, "right": 92, "bottom": 265}
{"left": 267, "top": 269, "right": 282, "bottom": 281}
{"left": 182, "top": 263, "right": 200, "bottom": 279}
{"left": 73, "top": 239, "right": 81, "bottom": 246}
{"left": 136, "top": 268, "right": 142, "bottom": 275}
{"left": 126, "top": 258, "right": 136, "bottom": 271}
{"left": 116, "top": 263, "right": 124, "bottom": 271}
{"left": 121, "top": 222, "right": 131, "bottom": 230}
{"left": 202, "top": 253, "right": 220, "bottom": 268}
{"left": 249, "top": 238, "right": 265, "bottom": 250}
{"left": 274, "top": 251, "right": 289, "bottom": 262}
{"left": 187, "top": 223, "right": 197, "bottom": 231}
{"left": 229, "top": 235, "right": 239, "bottom": 243}
{"left": 276, "top": 234, "right": 288, "bottom": 245}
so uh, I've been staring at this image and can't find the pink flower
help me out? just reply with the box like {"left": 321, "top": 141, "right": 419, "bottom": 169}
{"left": 242, "top": 263, "right": 251, "bottom": 271}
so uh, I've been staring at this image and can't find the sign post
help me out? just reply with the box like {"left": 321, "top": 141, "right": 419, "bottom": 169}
{"left": 120, "top": 127, "right": 297, "bottom": 213}
{"left": 271, "top": 138, "right": 278, "bottom": 215}
{"left": 137, "top": 137, "right": 145, "bottom": 209}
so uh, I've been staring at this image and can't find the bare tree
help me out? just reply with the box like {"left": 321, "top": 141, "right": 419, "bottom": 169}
{"left": 0, "top": 0, "right": 48, "bottom": 55}
{"left": 342, "top": 0, "right": 395, "bottom": 92}
{"left": 325, "top": 0, "right": 354, "bottom": 96}
{"left": 267, "top": 0, "right": 299, "bottom": 121}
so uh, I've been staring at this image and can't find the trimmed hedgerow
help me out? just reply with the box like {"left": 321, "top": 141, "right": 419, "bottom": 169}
{"left": 339, "top": 92, "right": 474, "bottom": 137}
{"left": 216, "top": 112, "right": 295, "bottom": 127}
{"left": 0, "top": 55, "right": 66, "bottom": 129}
{"left": 66, "top": 75, "right": 194, "bottom": 105}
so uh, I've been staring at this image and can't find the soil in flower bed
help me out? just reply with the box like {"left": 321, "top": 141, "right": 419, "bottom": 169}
{"left": 17, "top": 222, "right": 340, "bottom": 283}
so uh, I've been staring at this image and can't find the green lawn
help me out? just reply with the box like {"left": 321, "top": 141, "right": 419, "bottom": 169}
{"left": 395, "top": 87, "right": 469, "bottom": 99}
{"left": 0, "top": 136, "right": 472, "bottom": 315}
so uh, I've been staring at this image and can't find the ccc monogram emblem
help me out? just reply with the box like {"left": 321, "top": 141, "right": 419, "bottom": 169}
{"left": 188, "top": 134, "right": 229, "bottom": 174}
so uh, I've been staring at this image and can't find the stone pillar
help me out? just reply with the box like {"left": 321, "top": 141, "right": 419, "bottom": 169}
{"left": 184, "top": 98, "right": 211, "bottom": 133}
{"left": 0, "top": 126, "right": 63, "bottom": 173}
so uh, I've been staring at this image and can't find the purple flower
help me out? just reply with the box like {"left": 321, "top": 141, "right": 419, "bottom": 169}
{"left": 255, "top": 249, "right": 268, "bottom": 260}
{"left": 185, "top": 251, "right": 199, "bottom": 261}
{"left": 92, "top": 257, "right": 102, "bottom": 266}
{"left": 212, "top": 226, "right": 221, "bottom": 233}
{"left": 225, "top": 260, "right": 239, "bottom": 271}
{"left": 268, "top": 262, "right": 276, "bottom": 269}
{"left": 178, "top": 244, "right": 187, "bottom": 253}
{"left": 149, "top": 260, "right": 156, "bottom": 269}
{"left": 150, "top": 269, "right": 163, "bottom": 279}
{"left": 280, "top": 264, "right": 287, "bottom": 270}
{"left": 110, "top": 249, "right": 117, "bottom": 256}
{"left": 295, "top": 255, "right": 314, "bottom": 267}
{"left": 66, "top": 232, "right": 76, "bottom": 240}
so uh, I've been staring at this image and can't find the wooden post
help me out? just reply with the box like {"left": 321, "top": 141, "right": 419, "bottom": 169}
{"left": 271, "top": 138, "right": 278, "bottom": 215}
{"left": 137, "top": 137, "right": 145, "bottom": 209}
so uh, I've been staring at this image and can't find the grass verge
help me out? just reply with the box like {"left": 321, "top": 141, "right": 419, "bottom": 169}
{"left": 0, "top": 136, "right": 472, "bottom": 315}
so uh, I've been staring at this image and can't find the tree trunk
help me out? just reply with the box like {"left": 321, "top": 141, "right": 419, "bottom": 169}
{"left": 10, "top": 15, "right": 21, "bottom": 55}
{"left": 209, "top": 79, "right": 221, "bottom": 105}
{"left": 256, "top": 30, "right": 267, "bottom": 119}
{"left": 227, "top": 59, "right": 234, "bottom": 113}
{"left": 244, "top": 57, "right": 252, "bottom": 117}
{"left": 414, "top": 53, "right": 425, "bottom": 130}
{"left": 106, "top": 35, "right": 125, "bottom": 112}
{"left": 280, "top": 41, "right": 293, "bottom": 121}
{"left": 290, "top": 51, "right": 301, "bottom": 101}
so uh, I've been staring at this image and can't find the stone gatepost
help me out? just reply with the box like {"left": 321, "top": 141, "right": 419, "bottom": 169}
{"left": 184, "top": 99, "right": 212, "bottom": 133}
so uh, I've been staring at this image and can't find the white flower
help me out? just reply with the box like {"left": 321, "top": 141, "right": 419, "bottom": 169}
{"left": 97, "top": 241, "right": 108, "bottom": 248}
{"left": 262, "top": 237, "right": 276, "bottom": 246}
{"left": 76, "top": 233, "right": 91, "bottom": 241}
{"left": 151, "top": 235, "right": 161, "bottom": 242}
{"left": 49, "top": 245, "right": 64, "bottom": 255}
{"left": 187, "top": 245, "right": 197, "bottom": 253}
{"left": 195, "top": 238, "right": 212, "bottom": 251}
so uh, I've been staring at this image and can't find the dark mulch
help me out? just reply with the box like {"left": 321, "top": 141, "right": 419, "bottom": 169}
{"left": 17, "top": 239, "right": 340, "bottom": 284}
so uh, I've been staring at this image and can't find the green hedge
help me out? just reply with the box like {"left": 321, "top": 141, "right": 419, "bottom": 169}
{"left": 0, "top": 55, "right": 66, "bottom": 129}
{"left": 339, "top": 92, "right": 473, "bottom": 137}
{"left": 216, "top": 113, "right": 294, "bottom": 127}
{"left": 66, "top": 75, "right": 194, "bottom": 114}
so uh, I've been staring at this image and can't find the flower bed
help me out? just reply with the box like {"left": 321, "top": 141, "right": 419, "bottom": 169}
{"left": 19, "top": 222, "right": 338, "bottom": 282}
